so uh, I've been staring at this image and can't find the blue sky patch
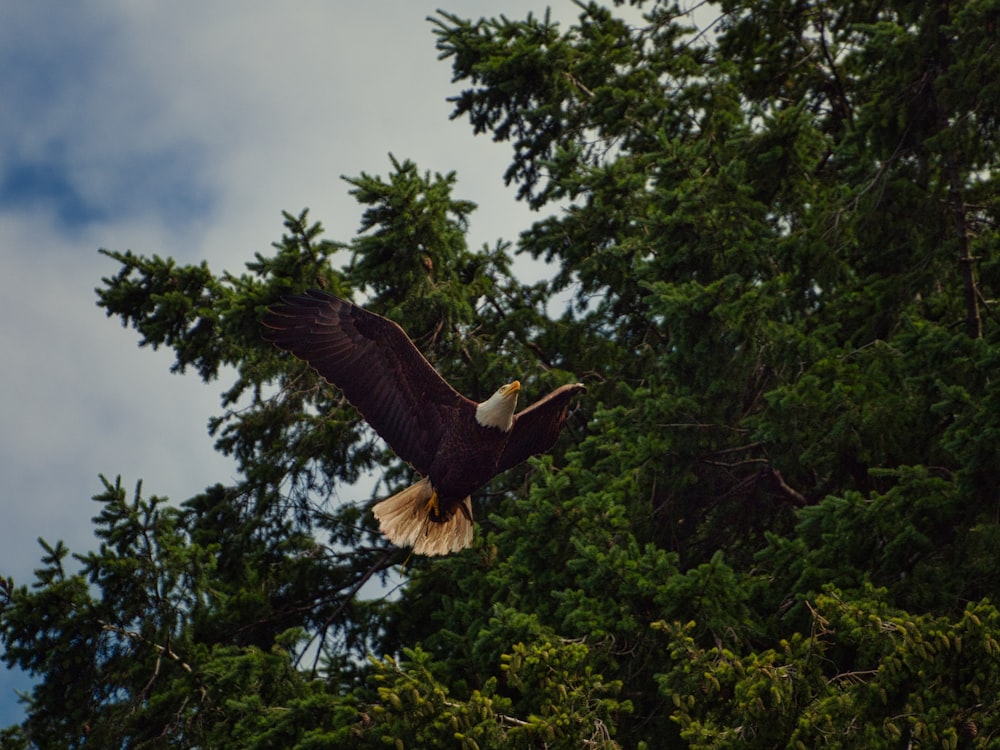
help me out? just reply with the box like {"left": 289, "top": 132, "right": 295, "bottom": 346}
{"left": 0, "top": 159, "right": 107, "bottom": 227}
{"left": 0, "top": 146, "right": 215, "bottom": 231}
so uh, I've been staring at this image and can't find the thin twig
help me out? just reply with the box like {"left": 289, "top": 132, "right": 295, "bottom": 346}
{"left": 99, "top": 620, "right": 193, "bottom": 673}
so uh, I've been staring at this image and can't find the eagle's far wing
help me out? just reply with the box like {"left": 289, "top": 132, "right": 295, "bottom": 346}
{"left": 262, "top": 290, "right": 472, "bottom": 475}
{"left": 495, "top": 383, "right": 586, "bottom": 475}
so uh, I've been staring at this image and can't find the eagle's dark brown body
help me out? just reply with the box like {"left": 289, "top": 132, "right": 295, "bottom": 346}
{"left": 262, "top": 290, "right": 585, "bottom": 555}
{"left": 425, "top": 408, "right": 509, "bottom": 516}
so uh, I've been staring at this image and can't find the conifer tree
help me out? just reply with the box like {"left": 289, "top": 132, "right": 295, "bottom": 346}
{"left": 3, "top": 2, "right": 1000, "bottom": 747}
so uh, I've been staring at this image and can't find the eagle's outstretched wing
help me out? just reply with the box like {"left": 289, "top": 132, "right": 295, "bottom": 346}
{"left": 262, "top": 290, "right": 473, "bottom": 475}
{"left": 495, "top": 382, "right": 586, "bottom": 475}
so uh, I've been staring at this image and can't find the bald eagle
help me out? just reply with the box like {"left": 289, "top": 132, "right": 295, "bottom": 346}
{"left": 262, "top": 290, "right": 585, "bottom": 556}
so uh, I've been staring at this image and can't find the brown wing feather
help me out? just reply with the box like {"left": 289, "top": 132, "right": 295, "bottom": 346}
{"left": 262, "top": 290, "right": 474, "bottom": 475}
{"left": 495, "top": 383, "right": 586, "bottom": 475}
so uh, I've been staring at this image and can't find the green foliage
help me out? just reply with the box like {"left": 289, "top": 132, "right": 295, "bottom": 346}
{"left": 366, "top": 639, "right": 625, "bottom": 750}
{"left": 4, "top": 0, "right": 1000, "bottom": 747}
{"left": 659, "top": 586, "right": 1000, "bottom": 749}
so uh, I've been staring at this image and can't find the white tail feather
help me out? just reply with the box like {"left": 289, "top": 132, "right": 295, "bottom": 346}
{"left": 372, "top": 478, "right": 474, "bottom": 556}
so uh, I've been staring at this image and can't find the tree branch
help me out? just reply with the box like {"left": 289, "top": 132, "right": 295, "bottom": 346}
{"left": 99, "top": 620, "right": 193, "bottom": 673}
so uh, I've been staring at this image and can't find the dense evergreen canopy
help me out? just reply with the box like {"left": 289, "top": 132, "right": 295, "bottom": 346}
{"left": 3, "top": 1, "right": 1000, "bottom": 747}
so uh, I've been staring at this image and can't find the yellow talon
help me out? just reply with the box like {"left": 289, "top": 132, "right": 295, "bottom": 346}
{"left": 425, "top": 491, "right": 440, "bottom": 517}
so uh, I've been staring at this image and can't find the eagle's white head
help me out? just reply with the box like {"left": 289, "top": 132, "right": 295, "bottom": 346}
{"left": 475, "top": 380, "right": 520, "bottom": 431}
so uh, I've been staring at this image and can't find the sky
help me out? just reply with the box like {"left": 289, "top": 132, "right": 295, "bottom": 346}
{"left": 0, "top": 0, "right": 635, "bottom": 727}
